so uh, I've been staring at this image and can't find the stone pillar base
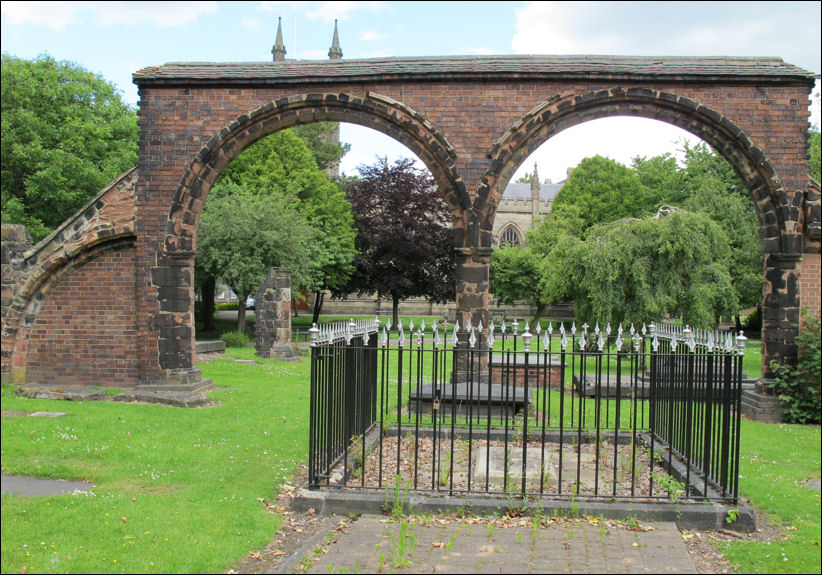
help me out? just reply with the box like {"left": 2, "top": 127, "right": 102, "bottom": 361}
{"left": 257, "top": 344, "right": 299, "bottom": 361}
{"left": 138, "top": 367, "right": 215, "bottom": 392}
{"left": 741, "top": 379, "right": 784, "bottom": 423}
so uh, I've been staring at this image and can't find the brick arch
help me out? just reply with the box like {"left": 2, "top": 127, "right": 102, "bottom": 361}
{"left": 164, "top": 92, "right": 469, "bottom": 256}
{"left": 7, "top": 236, "right": 137, "bottom": 384}
{"left": 477, "top": 88, "right": 790, "bottom": 254}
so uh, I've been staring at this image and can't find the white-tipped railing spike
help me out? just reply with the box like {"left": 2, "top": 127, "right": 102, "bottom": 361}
{"left": 543, "top": 329, "right": 550, "bottom": 351}
{"left": 477, "top": 321, "right": 483, "bottom": 337}
{"left": 615, "top": 332, "right": 624, "bottom": 351}
{"left": 420, "top": 320, "right": 426, "bottom": 333}
{"left": 597, "top": 331, "right": 605, "bottom": 351}
{"left": 594, "top": 322, "right": 600, "bottom": 335}
{"left": 651, "top": 333, "right": 660, "bottom": 352}
{"left": 398, "top": 323, "right": 406, "bottom": 347}
{"left": 571, "top": 322, "right": 577, "bottom": 335}
{"left": 606, "top": 323, "right": 612, "bottom": 337}
{"left": 469, "top": 327, "right": 477, "bottom": 348}
{"left": 630, "top": 323, "right": 635, "bottom": 335}
{"left": 618, "top": 323, "right": 624, "bottom": 337}
{"left": 487, "top": 329, "right": 495, "bottom": 349}
{"left": 489, "top": 320, "right": 495, "bottom": 336}
{"left": 736, "top": 331, "right": 747, "bottom": 355}
{"left": 434, "top": 327, "right": 442, "bottom": 349}
{"left": 522, "top": 324, "right": 533, "bottom": 350}
{"left": 548, "top": 321, "right": 554, "bottom": 335}
{"left": 687, "top": 328, "right": 697, "bottom": 352}
{"left": 536, "top": 322, "right": 542, "bottom": 335}
{"left": 386, "top": 319, "right": 392, "bottom": 332}
{"left": 381, "top": 326, "right": 389, "bottom": 346}
{"left": 559, "top": 322, "right": 566, "bottom": 336}
{"left": 561, "top": 331, "right": 568, "bottom": 351}
{"left": 501, "top": 320, "right": 507, "bottom": 334}
{"left": 466, "top": 318, "right": 472, "bottom": 333}
{"left": 452, "top": 321, "right": 459, "bottom": 348}
{"left": 409, "top": 319, "right": 415, "bottom": 333}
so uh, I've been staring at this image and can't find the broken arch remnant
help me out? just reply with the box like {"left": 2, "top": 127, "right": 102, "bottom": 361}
{"left": 1, "top": 54, "right": 818, "bottom": 393}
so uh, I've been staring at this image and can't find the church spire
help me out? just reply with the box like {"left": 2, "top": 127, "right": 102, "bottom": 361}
{"left": 272, "top": 17, "right": 286, "bottom": 62}
{"left": 328, "top": 19, "right": 343, "bottom": 60}
{"left": 530, "top": 163, "right": 540, "bottom": 195}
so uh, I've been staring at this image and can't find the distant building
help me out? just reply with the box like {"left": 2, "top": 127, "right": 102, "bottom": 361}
{"left": 492, "top": 163, "right": 565, "bottom": 246}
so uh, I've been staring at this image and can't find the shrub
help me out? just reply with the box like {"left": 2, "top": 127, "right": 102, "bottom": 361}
{"left": 220, "top": 331, "right": 250, "bottom": 348}
{"left": 216, "top": 302, "right": 240, "bottom": 311}
{"left": 768, "top": 312, "right": 821, "bottom": 424}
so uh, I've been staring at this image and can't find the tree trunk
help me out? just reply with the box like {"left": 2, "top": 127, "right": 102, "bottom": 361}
{"left": 392, "top": 295, "right": 400, "bottom": 332}
{"left": 312, "top": 290, "right": 325, "bottom": 325}
{"left": 532, "top": 302, "right": 545, "bottom": 329}
{"left": 202, "top": 276, "right": 216, "bottom": 333}
{"left": 237, "top": 295, "right": 247, "bottom": 335}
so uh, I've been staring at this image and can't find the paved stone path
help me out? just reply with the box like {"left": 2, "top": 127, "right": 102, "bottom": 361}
{"left": 304, "top": 515, "right": 696, "bottom": 574}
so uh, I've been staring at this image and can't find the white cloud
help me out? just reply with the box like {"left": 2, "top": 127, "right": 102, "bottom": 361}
{"left": 1, "top": 1, "right": 217, "bottom": 30}
{"left": 1, "top": 1, "right": 83, "bottom": 31}
{"left": 241, "top": 16, "right": 264, "bottom": 32}
{"left": 360, "top": 30, "right": 386, "bottom": 42}
{"left": 305, "top": 1, "right": 389, "bottom": 23}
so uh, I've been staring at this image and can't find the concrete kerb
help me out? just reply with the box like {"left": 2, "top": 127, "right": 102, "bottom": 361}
{"left": 291, "top": 489, "right": 756, "bottom": 532}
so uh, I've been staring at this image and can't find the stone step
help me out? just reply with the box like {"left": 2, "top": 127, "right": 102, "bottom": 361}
{"left": 112, "top": 389, "right": 212, "bottom": 408}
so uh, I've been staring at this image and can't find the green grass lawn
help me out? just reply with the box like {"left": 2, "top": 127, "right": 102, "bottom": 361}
{"left": 2, "top": 342, "right": 817, "bottom": 574}
{"left": 720, "top": 421, "right": 821, "bottom": 574}
{"left": 1, "top": 348, "right": 311, "bottom": 574}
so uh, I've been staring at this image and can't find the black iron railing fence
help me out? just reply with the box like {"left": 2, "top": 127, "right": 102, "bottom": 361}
{"left": 308, "top": 319, "right": 746, "bottom": 504}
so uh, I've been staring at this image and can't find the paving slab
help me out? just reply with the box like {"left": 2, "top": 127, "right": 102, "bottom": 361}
{"left": 1, "top": 474, "right": 93, "bottom": 496}
{"left": 304, "top": 514, "right": 697, "bottom": 573}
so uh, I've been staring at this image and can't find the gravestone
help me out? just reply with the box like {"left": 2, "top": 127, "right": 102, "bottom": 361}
{"left": 254, "top": 268, "right": 296, "bottom": 360}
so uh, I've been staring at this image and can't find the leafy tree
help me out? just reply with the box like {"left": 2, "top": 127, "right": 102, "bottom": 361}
{"left": 197, "top": 183, "right": 316, "bottom": 335}
{"left": 635, "top": 142, "right": 762, "bottom": 326}
{"left": 551, "top": 155, "right": 651, "bottom": 234}
{"left": 292, "top": 122, "right": 350, "bottom": 172}
{"left": 566, "top": 211, "right": 738, "bottom": 328}
{"left": 337, "top": 157, "right": 455, "bottom": 328}
{"left": 1, "top": 54, "right": 138, "bottom": 242}
{"left": 490, "top": 244, "right": 546, "bottom": 323}
{"left": 632, "top": 152, "right": 685, "bottom": 207}
{"left": 197, "top": 128, "right": 356, "bottom": 327}
{"left": 809, "top": 129, "right": 821, "bottom": 181}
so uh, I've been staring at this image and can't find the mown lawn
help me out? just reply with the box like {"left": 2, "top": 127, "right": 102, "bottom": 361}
{"left": 1, "top": 348, "right": 312, "bottom": 574}
{"left": 1, "top": 343, "right": 818, "bottom": 574}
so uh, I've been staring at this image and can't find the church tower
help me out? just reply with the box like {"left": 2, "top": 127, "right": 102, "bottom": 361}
{"left": 272, "top": 17, "right": 286, "bottom": 62}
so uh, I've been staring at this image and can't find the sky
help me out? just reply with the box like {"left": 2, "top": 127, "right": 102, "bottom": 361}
{"left": 2, "top": 1, "right": 820, "bottom": 183}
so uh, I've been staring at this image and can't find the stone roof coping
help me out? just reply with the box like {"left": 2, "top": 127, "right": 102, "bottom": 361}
{"left": 133, "top": 54, "right": 817, "bottom": 85}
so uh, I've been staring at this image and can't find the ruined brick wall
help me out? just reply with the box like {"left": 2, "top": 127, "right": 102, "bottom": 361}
{"left": 26, "top": 246, "right": 139, "bottom": 387}
{"left": 4, "top": 60, "right": 815, "bottom": 389}
{"left": 1, "top": 170, "right": 138, "bottom": 385}
{"left": 135, "top": 78, "right": 812, "bottom": 381}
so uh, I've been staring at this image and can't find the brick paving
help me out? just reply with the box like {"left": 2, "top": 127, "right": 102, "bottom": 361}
{"left": 305, "top": 514, "right": 696, "bottom": 574}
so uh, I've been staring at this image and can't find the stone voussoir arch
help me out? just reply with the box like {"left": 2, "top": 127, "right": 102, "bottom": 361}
{"left": 2, "top": 168, "right": 138, "bottom": 384}
{"left": 476, "top": 88, "right": 791, "bottom": 255}
{"left": 164, "top": 92, "right": 470, "bottom": 257}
